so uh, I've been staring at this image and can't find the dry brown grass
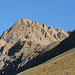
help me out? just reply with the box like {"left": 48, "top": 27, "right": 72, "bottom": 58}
{"left": 17, "top": 48, "right": 75, "bottom": 75}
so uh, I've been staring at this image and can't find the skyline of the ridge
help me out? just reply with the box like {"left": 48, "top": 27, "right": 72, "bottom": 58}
{"left": 0, "top": 0, "right": 75, "bottom": 36}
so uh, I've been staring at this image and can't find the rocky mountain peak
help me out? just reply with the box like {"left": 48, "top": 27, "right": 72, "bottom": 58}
{"left": 0, "top": 18, "right": 70, "bottom": 75}
{"left": 0, "top": 18, "right": 69, "bottom": 55}
{"left": 56, "top": 28, "right": 63, "bottom": 32}
{"left": 22, "top": 18, "right": 32, "bottom": 24}
{"left": 42, "top": 24, "right": 48, "bottom": 31}
{"left": 48, "top": 26, "right": 54, "bottom": 29}
{"left": 68, "top": 30, "right": 75, "bottom": 35}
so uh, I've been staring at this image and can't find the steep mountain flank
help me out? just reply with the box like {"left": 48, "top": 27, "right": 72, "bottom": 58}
{"left": 17, "top": 31, "right": 75, "bottom": 75}
{"left": 0, "top": 18, "right": 69, "bottom": 75}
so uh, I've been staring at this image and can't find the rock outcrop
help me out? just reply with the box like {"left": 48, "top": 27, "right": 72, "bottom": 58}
{"left": 0, "top": 39, "right": 6, "bottom": 49}
{"left": 68, "top": 30, "right": 75, "bottom": 35}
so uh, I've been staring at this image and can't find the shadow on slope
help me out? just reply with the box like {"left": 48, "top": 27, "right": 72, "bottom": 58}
{"left": 0, "top": 53, "right": 23, "bottom": 75}
{"left": 16, "top": 31, "right": 75, "bottom": 74}
{"left": 8, "top": 41, "right": 26, "bottom": 56}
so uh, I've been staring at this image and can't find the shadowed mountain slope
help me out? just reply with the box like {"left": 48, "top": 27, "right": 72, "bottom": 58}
{"left": 16, "top": 31, "right": 75, "bottom": 74}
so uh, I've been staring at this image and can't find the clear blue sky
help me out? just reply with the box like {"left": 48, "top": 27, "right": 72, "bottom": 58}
{"left": 0, "top": 0, "right": 75, "bottom": 36}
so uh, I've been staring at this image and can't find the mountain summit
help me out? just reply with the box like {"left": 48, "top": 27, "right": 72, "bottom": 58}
{"left": 0, "top": 18, "right": 69, "bottom": 75}
{"left": 1, "top": 18, "right": 69, "bottom": 52}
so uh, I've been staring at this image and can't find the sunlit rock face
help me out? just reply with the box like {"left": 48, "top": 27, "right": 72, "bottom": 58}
{"left": 0, "top": 39, "right": 6, "bottom": 49}
{"left": 1, "top": 18, "right": 69, "bottom": 45}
